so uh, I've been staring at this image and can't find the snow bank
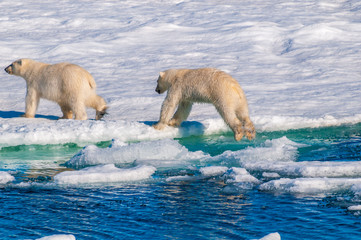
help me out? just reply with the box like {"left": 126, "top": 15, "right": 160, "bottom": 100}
{"left": 54, "top": 164, "right": 156, "bottom": 185}
{"left": 0, "top": 120, "right": 178, "bottom": 147}
{"left": 66, "top": 139, "right": 208, "bottom": 169}
{"left": 1, "top": 115, "right": 361, "bottom": 147}
{"left": 253, "top": 115, "right": 361, "bottom": 132}
{"left": 0, "top": 172, "right": 14, "bottom": 184}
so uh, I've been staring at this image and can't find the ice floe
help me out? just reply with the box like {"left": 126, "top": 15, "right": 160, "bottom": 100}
{"left": 59, "top": 137, "right": 361, "bottom": 195}
{"left": 54, "top": 164, "right": 156, "bottom": 185}
{"left": 1, "top": 115, "right": 361, "bottom": 148}
{"left": 257, "top": 232, "right": 281, "bottom": 240}
{"left": 199, "top": 166, "right": 228, "bottom": 177}
{"left": 0, "top": 171, "right": 14, "bottom": 184}
{"left": 65, "top": 138, "right": 208, "bottom": 169}
{"left": 242, "top": 161, "right": 361, "bottom": 178}
{"left": 259, "top": 178, "right": 361, "bottom": 194}
{"left": 36, "top": 235, "right": 76, "bottom": 240}
{"left": 211, "top": 137, "right": 304, "bottom": 164}
{"left": 224, "top": 167, "right": 260, "bottom": 187}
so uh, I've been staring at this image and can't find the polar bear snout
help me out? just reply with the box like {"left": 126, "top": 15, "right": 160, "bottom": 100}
{"left": 4, "top": 64, "right": 13, "bottom": 74}
{"left": 155, "top": 86, "right": 161, "bottom": 94}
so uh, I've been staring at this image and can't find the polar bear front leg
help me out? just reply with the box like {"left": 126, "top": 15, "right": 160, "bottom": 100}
{"left": 153, "top": 91, "right": 180, "bottom": 130}
{"left": 168, "top": 101, "right": 193, "bottom": 127}
{"left": 22, "top": 88, "right": 39, "bottom": 118}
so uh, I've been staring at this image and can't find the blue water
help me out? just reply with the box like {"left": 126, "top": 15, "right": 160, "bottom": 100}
{"left": 1, "top": 124, "right": 361, "bottom": 239}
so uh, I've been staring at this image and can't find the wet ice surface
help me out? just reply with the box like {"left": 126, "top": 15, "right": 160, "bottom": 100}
{"left": 1, "top": 0, "right": 361, "bottom": 239}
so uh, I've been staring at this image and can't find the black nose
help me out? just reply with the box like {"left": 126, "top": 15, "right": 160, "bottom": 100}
{"left": 156, "top": 89, "right": 160, "bottom": 94}
{"left": 4, "top": 64, "right": 12, "bottom": 74}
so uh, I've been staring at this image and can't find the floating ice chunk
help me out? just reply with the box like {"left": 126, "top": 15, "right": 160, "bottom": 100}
{"left": 36, "top": 234, "right": 76, "bottom": 240}
{"left": 224, "top": 167, "right": 260, "bottom": 189}
{"left": 262, "top": 172, "right": 281, "bottom": 179}
{"left": 66, "top": 139, "right": 208, "bottom": 169}
{"left": 260, "top": 178, "right": 361, "bottom": 194}
{"left": 0, "top": 172, "right": 14, "bottom": 184}
{"left": 54, "top": 164, "right": 156, "bottom": 184}
{"left": 200, "top": 166, "right": 228, "bottom": 177}
{"left": 243, "top": 161, "right": 361, "bottom": 178}
{"left": 166, "top": 166, "right": 228, "bottom": 182}
{"left": 257, "top": 232, "right": 281, "bottom": 240}
{"left": 238, "top": 137, "right": 304, "bottom": 162}
{"left": 212, "top": 137, "right": 303, "bottom": 164}
{"left": 348, "top": 205, "right": 361, "bottom": 211}
{"left": 351, "top": 183, "right": 361, "bottom": 196}
{"left": 166, "top": 175, "right": 198, "bottom": 182}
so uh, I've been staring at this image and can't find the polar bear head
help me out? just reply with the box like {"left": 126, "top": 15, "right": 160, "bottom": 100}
{"left": 155, "top": 70, "right": 179, "bottom": 94}
{"left": 4, "top": 59, "right": 29, "bottom": 76}
{"left": 155, "top": 71, "right": 169, "bottom": 94}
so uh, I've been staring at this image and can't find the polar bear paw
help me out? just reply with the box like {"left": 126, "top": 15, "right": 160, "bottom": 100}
{"left": 168, "top": 118, "right": 181, "bottom": 127}
{"left": 245, "top": 127, "right": 256, "bottom": 140}
{"left": 153, "top": 122, "right": 167, "bottom": 130}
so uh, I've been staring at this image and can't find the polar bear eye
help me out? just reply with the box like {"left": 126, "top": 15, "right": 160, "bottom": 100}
{"left": 16, "top": 60, "right": 22, "bottom": 66}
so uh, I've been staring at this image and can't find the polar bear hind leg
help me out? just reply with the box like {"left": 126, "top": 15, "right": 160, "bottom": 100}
{"left": 235, "top": 106, "right": 255, "bottom": 140}
{"left": 71, "top": 101, "right": 87, "bottom": 120}
{"left": 59, "top": 105, "right": 73, "bottom": 119}
{"left": 215, "top": 105, "right": 244, "bottom": 141}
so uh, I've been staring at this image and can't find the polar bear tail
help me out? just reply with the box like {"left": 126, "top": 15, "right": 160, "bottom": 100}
{"left": 87, "top": 76, "right": 97, "bottom": 89}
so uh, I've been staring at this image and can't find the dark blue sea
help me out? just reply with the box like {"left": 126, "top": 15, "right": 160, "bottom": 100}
{"left": 1, "top": 124, "right": 361, "bottom": 240}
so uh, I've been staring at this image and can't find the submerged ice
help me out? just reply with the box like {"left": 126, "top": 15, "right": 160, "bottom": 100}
{"left": 53, "top": 137, "right": 361, "bottom": 195}
{"left": 65, "top": 138, "right": 208, "bottom": 169}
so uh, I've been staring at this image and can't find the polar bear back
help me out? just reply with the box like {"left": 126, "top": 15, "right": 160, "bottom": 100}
{"left": 168, "top": 68, "right": 246, "bottom": 104}
{"left": 28, "top": 62, "right": 97, "bottom": 103}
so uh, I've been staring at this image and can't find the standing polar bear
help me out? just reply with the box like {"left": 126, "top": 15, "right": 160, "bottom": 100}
{"left": 153, "top": 68, "right": 255, "bottom": 141}
{"left": 4, "top": 59, "right": 107, "bottom": 120}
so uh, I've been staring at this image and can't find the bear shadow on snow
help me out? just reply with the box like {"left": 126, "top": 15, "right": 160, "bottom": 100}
{"left": 0, "top": 110, "right": 59, "bottom": 120}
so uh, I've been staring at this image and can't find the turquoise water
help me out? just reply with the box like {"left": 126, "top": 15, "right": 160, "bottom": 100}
{"left": 1, "top": 124, "right": 361, "bottom": 239}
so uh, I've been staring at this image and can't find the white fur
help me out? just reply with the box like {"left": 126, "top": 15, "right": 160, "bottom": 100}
{"left": 153, "top": 68, "right": 255, "bottom": 141}
{"left": 5, "top": 59, "right": 107, "bottom": 120}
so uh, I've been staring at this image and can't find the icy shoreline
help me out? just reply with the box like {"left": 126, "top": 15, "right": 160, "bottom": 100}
{"left": 1, "top": 114, "right": 360, "bottom": 147}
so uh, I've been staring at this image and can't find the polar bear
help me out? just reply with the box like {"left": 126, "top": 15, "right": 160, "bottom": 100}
{"left": 153, "top": 68, "right": 255, "bottom": 141}
{"left": 4, "top": 59, "right": 107, "bottom": 120}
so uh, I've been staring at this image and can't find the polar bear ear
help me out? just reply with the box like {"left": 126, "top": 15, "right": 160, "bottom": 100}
{"left": 159, "top": 71, "right": 165, "bottom": 78}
